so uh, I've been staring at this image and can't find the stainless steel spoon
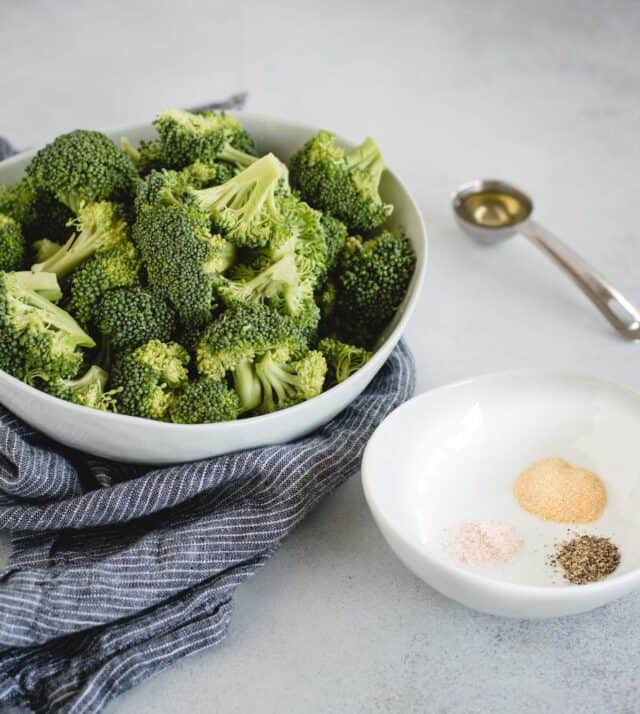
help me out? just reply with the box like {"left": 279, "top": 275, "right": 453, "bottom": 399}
{"left": 452, "top": 179, "right": 640, "bottom": 341}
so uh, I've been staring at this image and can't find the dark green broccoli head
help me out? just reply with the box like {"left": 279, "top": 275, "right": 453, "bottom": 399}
{"left": 289, "top": 131, "right": 393, "bottom": 233}
{"left": 0, "top": 271, "right": 94, "bottom": 383}
{"left": 31, "top": 201, "right": 128, "bottom": 279}
{"left": 65, "top": 240, "right": 142, "bottom": 327}
{"left": 170, "top": 378, "right": 241, "bottom": 424}
{"left": 111, "top": 339, "right": 189, "bottom": 420}
{"left": 334, "top": 231, "right": 415, "bottom": 348}
{"left": 132, "top": 203, "right": 225, "bottom": 326}
{"left": 153, "top": 108, "right": 256, "bottom": 170}
{"left": 319, "top": 212, "right": 348, "bottom": 272}
{"left": 26, "top": 130, "right": 137, "bottom": 212}
{"left": 45, "top": 365, "right": 119, "bottom": 411}
{"left": 95, "top": 286, "right": 176, "bottom": 350}
{"left": 0, "top": 214, "right": 26, "bottom": 271}
{"left": 317, "top": 337, "right": 371, "bottom": 385}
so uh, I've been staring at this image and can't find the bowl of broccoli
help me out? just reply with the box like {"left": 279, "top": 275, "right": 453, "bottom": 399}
{"left": 0, "top": 110, "right": 426, "bottom": 463}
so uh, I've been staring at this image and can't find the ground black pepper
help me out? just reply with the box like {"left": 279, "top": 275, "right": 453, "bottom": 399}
{"left": 548, "top": 534, "right": 620, "bottom": 585}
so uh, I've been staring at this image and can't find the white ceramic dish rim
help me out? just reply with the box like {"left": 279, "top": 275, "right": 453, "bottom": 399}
{"left": 362, "top": 368, "right": 640, "bottom": 599}
{"left": 0, "top": 113, "right": 427, "bottom": 433}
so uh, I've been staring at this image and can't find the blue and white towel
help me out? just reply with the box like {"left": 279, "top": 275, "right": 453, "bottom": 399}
{"left": 0, "top": 126, "right": 415, "bottom": 713}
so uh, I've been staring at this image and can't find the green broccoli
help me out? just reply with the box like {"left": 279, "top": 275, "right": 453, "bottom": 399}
{"left": 318, "top": 337, "right": 371, "bottom": 385}
{"left": 65, "top": 240, "right": 142, "bottom": 327}
{"left": 0, "top": 214, "right": 26, "bottom": 271}
{"left": 196, "top": 303, "right": 323, "bottom": 413}
{"left": 319, "top": 212, "right": 348, "bottom": 273}
{"left": 153, "top": 107, "right": 257, "bottom": 170}
{"left": 132, "top": 203, "right": 233, "bottom": 325}
{"left": 26, "top": 130, "right": 137, "bottom": 212}
{"left": 253, "top": 349, "right": 326, "bottom": 413}
{"left": 95, "top": 286, "right": 176, "bottom": 350}
{"left": 213, "top": 195, "right": 325, "bottom": 337}
{"left": 31, "top": 201, "right": 128, "bottom": 279}
{"left": 189, "top": 153, "right": 292, "bottom": 248}
{"left": 0, "top": 271, "right": 94, "bottom": 383}
{"left": 170, "top": 378, "right": 241, "bottom": 424}
{"left": 32, "top": 239, "right": 59, "bottom": 262}
{"left": 121, "top": 136, "right": 164, "bottom": 176}
{"left": 289, "top": 131, "right": 393, "bottom": 233}
{"left": 110, "top": 339, "right": 190, "bottom": 420}
{"left": 334, "top": 231, "right": 415, "bottom": 348}
{"left": 45, "top": 365, "right": 119, "bottom": 411}
{"left": 0, "top": 178, "right": 74, "bottom": 244}
{"left": 134, "top": 162, "right": 236, "bottom": 214}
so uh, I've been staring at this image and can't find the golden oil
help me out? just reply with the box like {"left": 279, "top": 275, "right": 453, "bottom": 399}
{"left": 457, "top": 191, "right": 529, "bottom": 229}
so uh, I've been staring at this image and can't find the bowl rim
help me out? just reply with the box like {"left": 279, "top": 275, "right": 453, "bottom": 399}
{"left": 362, "top": 368, "right": 640, "bottom": 598}
{"left": 0, "top": 113, "right": 428, "bottom": 431}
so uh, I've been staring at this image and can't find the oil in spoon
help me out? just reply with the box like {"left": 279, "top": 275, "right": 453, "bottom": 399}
{"left": 457, "top": 191, "right": 530, "bottom": 228}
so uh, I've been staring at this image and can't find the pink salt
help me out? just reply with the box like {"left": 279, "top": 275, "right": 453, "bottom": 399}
{"left": 445, "top": 521, "right": 522, "bottom": 566}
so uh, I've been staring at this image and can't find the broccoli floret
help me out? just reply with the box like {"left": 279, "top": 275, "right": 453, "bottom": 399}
{"left": 253, "top": 349, "right": 326, "bottom": 413}
{"left": 26, "top": 130, "right": 137, "bottom": 212}
{"left": 334, "top": 231, "right": 415, "bottom": 348}
{"left": 153, "top": 107, "right": 257, "bottom": 170}
{"left": 45, "top": 365, "right": 119, "bottom": 411}
{"left": 319, "top": 213, "right": 348, "bottom": 272}
{"left": 0, "top": 214, "right": 26, "bottom": 271}
{"left": 214, "top": 195, "right": 325, "bottom": 332}
{"left": 0, "top": 179, "right": 74, "bottom": 244}
{"left": 170, "top": 378, "right": 241, "bottom": 424}
{"left": 289, "top": 131, "right": 393, "bottom": 233}
{"left": 318, "top": 337, "right": 371, "bottom": 385}
{"left": 132, "top": 203, "right": 232, "bottom": 326}
{"left": 316, "top": 278, "right": 337, "bottom": 322}
{"left": 0, "top": 271, "right": 94, "bottom": 382}
{"left": 31, "top": 201, "right": 128, "bottom": 279}
{"left": 110, "top": 339, "right": 189, "bottom": 420}
{"left": 65, "top": 240, "right": 142, "bottom": 327}
{"left": 95, "top": 286, "right": 175, "bottom": 350}
{"left": 121, "top": 137, "right": 164, "bottom": 176}
{"left": 190, "top": 154, "right": 292, "bottom": 247}
{"left": 196, "top": 303, "right": 308, "bottom": 411}
{"left": 134, "top": 162, "right": 237, "bottom": 214}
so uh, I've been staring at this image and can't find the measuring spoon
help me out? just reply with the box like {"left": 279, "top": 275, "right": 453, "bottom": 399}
{"left": 452, "top": 179, "right": 640, "bottom": 341}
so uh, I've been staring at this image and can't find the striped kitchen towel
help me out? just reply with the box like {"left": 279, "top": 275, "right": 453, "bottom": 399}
{"left": 0, "top": 110, "right": 415, "bottom": 713}
{"left": 0, "top": 344, "right": 414, "bottom": 713}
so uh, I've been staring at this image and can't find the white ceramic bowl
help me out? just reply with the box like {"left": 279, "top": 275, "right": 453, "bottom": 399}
{"left": 362, "top": 371, "right": 640, "bottom": 618}
{"left": 0, "top": 115, "right": 427, "bottom": 463}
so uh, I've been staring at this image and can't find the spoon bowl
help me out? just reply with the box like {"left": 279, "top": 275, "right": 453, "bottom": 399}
{"left": 452, "top": 179, "right": 533, "bottom": 244}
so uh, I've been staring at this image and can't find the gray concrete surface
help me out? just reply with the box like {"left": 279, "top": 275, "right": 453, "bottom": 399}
{"left": 1, "top": 0, "right": 639, "bottom": 712}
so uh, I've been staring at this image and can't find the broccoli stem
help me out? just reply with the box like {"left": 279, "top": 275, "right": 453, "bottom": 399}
{"left": 8, "top": 272, "right": 95, "bottom": 346}
{"left": 60, "top": 365, "right": 108, "bottom": 392}
{"left": 218, "top": 144, "right": 257, "bottom": 169}
{"left": 11, "top": 270, "right": 62, "bottom": 302}
{"left": 195, "top": 153, "right": 284, "bottom": 222}
{"left": 233, "top": 357, "right": 262, "bottom": 411}
{"left": 32, "top": 228, "right": 98, "bottom": 278}
{"left": 255, "top": 352, "right": 298, "bottom": 406}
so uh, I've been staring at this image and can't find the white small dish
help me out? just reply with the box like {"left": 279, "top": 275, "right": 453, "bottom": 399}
{"left": 0, "top": 115, "right": 427, "bottom": 463}
{"left": 362, "top": 371, "right": 640, "bottom": 618}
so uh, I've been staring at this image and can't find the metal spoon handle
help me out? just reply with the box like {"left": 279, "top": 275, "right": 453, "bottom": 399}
{"left": 521, "top": 220, "right": 640, "bottom": 340}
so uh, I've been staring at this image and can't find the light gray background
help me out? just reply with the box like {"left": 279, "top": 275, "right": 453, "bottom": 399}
{"left": 1, "top": 1, "right": 640, "bottom": 712}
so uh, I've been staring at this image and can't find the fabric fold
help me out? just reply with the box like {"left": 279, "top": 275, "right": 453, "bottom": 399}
{"left": 0, "top": 343, "right": 415, "bottom": 713}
